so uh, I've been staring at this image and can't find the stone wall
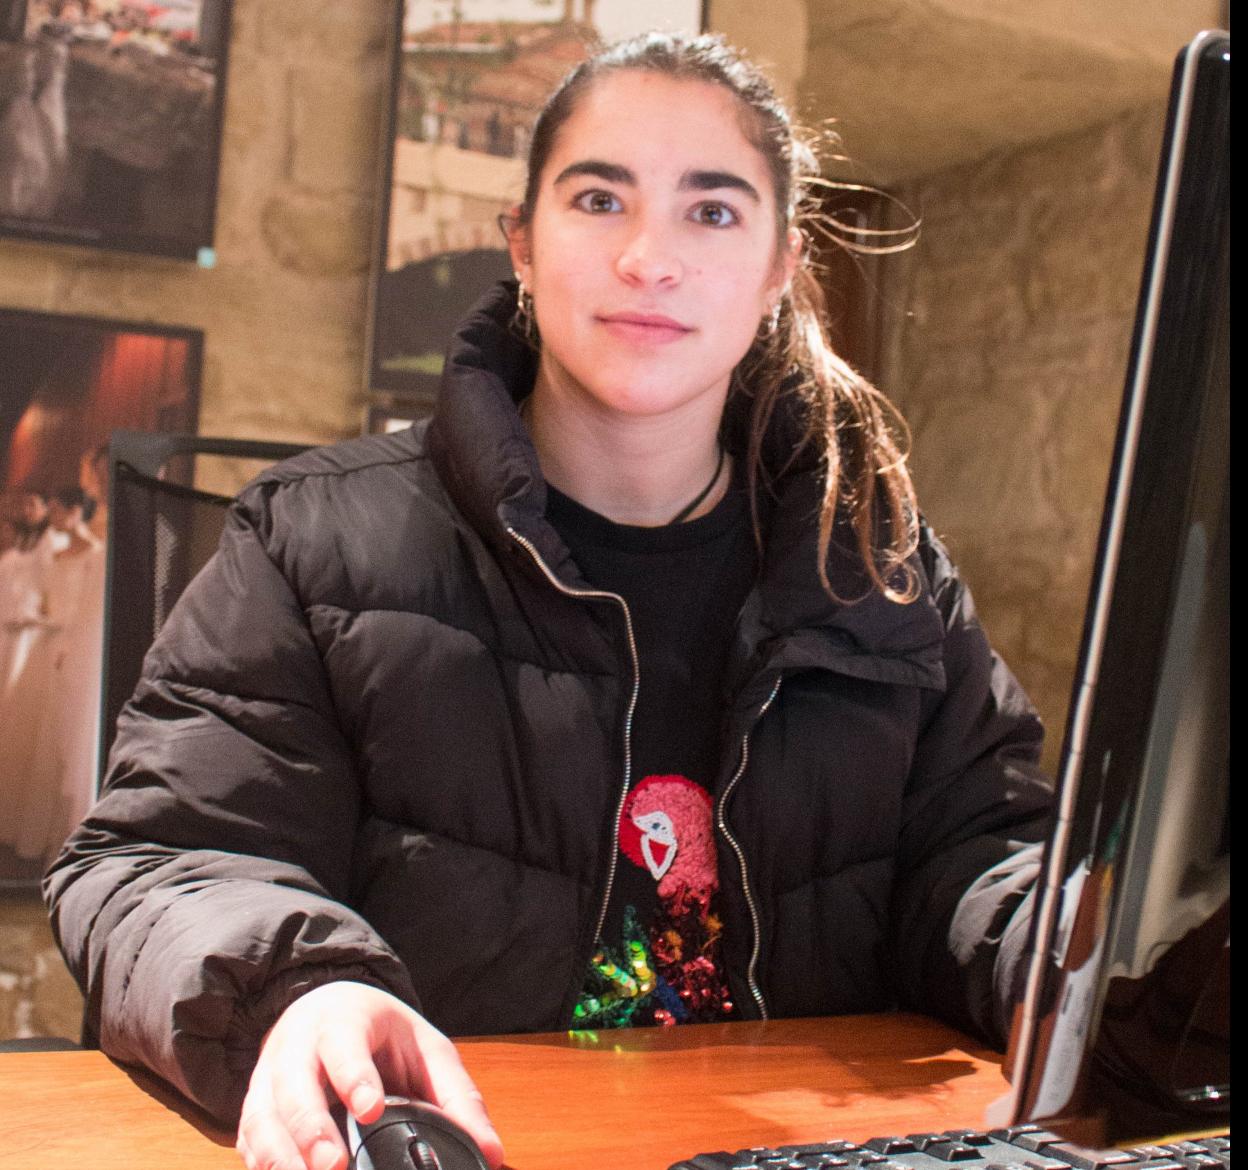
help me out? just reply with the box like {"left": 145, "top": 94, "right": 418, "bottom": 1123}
{"left": 884, "top": 104, "right": 1167, "bottom": 773}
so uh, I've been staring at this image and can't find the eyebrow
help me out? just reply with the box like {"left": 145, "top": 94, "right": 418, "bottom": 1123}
{"left": 551, "top": 160, "right": 762, "bottom": 204}
{"left": 679, "top": 169, "right": 761, "bottom": 203}
{"left": 552, "top": 160, "right": 634, "bottom": 186}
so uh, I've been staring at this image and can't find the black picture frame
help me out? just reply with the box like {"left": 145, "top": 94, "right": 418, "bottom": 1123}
{"left": 0, "top": 0, "right": 233, "bottom": 261}
{"left": 0, "top": 306, "right": 202, "bottom": 887}
{"left": 366, "top": 0, "right": 707, "bottom": 401}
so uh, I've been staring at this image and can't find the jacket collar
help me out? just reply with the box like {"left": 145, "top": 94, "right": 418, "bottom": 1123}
{"left": 425, "top": 282, "right": 573, "bottom": 576}
{"left": 427, "top": 282, "right": 946, "bottom": 693}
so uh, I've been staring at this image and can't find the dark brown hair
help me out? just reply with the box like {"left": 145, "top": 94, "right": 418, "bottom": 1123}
{"left": 516, "top": 32, "right": 920, "bottom": 603}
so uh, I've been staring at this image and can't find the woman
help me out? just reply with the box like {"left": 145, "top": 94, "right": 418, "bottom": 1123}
{"left": 16, "top": 486, "right": 106, "bottom": 860}
{"left": 0, "top": 490, "right": 61, "bottom": 697}
{"left": 46, "top": 33, "right": 1051, "bottom": 1170}
{"left": 1, "top": 489, "right": 72, "bottom": 864}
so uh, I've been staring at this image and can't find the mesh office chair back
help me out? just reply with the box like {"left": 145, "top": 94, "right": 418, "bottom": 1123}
{"left": 99, "top": 432, "right": 311, "bottom": 781}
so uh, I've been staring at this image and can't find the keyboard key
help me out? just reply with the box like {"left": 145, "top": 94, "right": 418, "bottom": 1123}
{"left": 1042, "top": 1143, "right": 1140, "bottom": 1170}
{"left": 923, "top": 1141, "right": 986, "bottom": 1162}
{"left": 944, "top": 1132, "right": 994, "bottom": 1147}
{"left": 777, "top": 1148, "right": 849, "bottom": 1165}
{"left": 866, "top": 1139, "right": 918, "bottom": 1156}
{"left": 1005, "top": 1132, "right": 1065, "bottom": 1155}
{"left": 1124, "top": 1154, "right": 1185, "bottom": 1170}
{"left": 1021, "top": 1155, "right": 1079, "bottom": 1170}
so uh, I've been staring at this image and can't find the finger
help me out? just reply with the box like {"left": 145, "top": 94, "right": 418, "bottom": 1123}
{"left": 409, "top": 1024, "right": 505, "bottom": 1169}
{"left": 318, "top": 1024, "right": 385, "bottom": 1123}
{"left": 238, "top": 1114, "right": 315, "bottom": 1170}
{"left": 240, "top": 1082, "right": 316, "bottom": 1170}
{"left": 436, "top": 1085, "right": 506, "bottom": 1170}
{"left": 268, "top": 1036, "right": 349, "bottom": 1170}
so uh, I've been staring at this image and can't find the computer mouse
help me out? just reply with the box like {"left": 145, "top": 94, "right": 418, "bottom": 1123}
{"left": 344, "top": 1097, "right": 492, "bottom": 1170}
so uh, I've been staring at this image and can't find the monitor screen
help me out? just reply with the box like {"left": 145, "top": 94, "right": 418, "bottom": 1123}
{"left": 996, "top": 29, "right": 1230, "bottom": 1145}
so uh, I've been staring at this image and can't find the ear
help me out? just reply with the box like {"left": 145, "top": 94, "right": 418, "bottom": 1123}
{"left": 502, "top": 205, "right": 531, "bottom": 284}
{"left": 776, "top": 226, "right": 802, "bottom": 296}
{"left": 764, "top": 226, "right": 802, "bottom": 311}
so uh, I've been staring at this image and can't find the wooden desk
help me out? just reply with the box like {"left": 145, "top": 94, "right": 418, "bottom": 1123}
{"left": 0, "top": 1014, "right": 1008, "bottom": 1170}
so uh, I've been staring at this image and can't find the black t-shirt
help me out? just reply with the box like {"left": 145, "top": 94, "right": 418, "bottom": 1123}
{"left": 545, "top": 473, "right": 757, "bottom": 1026}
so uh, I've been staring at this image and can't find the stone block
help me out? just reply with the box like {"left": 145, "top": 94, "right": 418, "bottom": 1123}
{"left": 50, "top": 250, "right": 194, "bottom": 321}
{"left": 256, "top": 0, "right": 390, "bottom": 65}
{"left": 260, "top": 191, "right": 374, "bottom": 277}
{"left": 289, "top": 66, "right": 385, "bottom": 196}
{"left": 216, "top": 46, "right": 287, "bottom": 177}
{"left": 915, "top": 258, "right": 1031, "bottom": 343}
{"left": 1023, "top": 208, "right": 1152, "bottom": 322}
{"left": 0, "top": 896, "right": 82, "bottom": 1042}
{"left": 913, "top": 390, "right": 1062, "bottom": 537}
{"left": 31, "top": 948, "right": 83, "bottom": 1041}
{"left": 0, "top": 970, "right": 22, "bottom": 1041}
{"left": 710, "top": 0, "right": 808, "bottom": 111}
{"left": 0, "top": 241, "right": 60, "bottom": 303}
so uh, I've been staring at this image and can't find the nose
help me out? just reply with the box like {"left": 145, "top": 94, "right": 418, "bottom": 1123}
{"left": 615, "top": 219, "right": 683, "bottom": 288}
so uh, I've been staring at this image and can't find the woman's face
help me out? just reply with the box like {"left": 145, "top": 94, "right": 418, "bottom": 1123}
{"left": 511, "top": 71, "right": 797, "bottom": 425}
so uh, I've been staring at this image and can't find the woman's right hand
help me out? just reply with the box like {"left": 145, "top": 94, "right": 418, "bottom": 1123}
{"left": 235, "top": 981, "right": 505, "bottom": 1170}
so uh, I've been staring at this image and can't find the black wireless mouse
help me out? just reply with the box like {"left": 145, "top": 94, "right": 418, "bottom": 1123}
{"left": 344, "top": 1097, "right": 492, "bottom": 1170}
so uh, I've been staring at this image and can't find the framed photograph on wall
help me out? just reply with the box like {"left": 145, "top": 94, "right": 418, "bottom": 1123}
{"left": 0, "top": 0, "right": 232, "bottom": 261}
{"left": 0, "top": 308, "right": 201, "bottom": 886}
{"left": 367, "top": 0, "right": 707, "bottom": 405}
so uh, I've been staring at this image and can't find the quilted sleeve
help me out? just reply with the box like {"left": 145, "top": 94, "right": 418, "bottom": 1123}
{"left": 44, "top": 492, "right": 418, "bottom": 1125}
{"left": 888, "top": 527, "right": 1053, "bottom": 1046}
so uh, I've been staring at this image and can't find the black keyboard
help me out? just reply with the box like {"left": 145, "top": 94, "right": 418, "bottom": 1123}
{"left": 668, "top": 1125, "right": 1231, "bottom": 1170}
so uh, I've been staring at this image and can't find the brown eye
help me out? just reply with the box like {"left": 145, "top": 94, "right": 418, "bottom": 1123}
{"left": 575, "top": 190, "right": 622, "bottom": 214}
{"left": 691, "top": 201, "right": 738, "bottom": 228}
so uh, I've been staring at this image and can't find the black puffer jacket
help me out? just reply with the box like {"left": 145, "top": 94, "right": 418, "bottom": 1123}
{"left": 46, "top": 284, "right": 1051, "bottom": 1125}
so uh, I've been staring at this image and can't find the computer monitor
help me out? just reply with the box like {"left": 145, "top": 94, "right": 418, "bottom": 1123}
{"left": 995, "top": 30, "right": 1229, "bottom": 1144}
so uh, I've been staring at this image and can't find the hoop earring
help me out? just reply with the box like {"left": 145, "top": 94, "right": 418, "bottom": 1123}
{"left": 515, "top": 277, "right": 538, "bottom": 345}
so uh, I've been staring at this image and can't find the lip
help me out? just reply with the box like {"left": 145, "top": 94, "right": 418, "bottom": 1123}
{"left": 596, "top": 312, "right": 694, "bottom": 343}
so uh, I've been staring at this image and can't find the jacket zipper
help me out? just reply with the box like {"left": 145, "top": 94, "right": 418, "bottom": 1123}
{"left": 505, "top": 527, "right": 641, "bottom": 949}
{"left": 716, "top": 674, "right": 782, "bottom": 1020}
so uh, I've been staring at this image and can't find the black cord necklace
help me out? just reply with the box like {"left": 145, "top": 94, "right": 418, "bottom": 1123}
{"left": 668, "top": 444, "right": 726, "bottom": 524}
{"left": 520, "top": 395, "right": 725, "bottom": 525}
